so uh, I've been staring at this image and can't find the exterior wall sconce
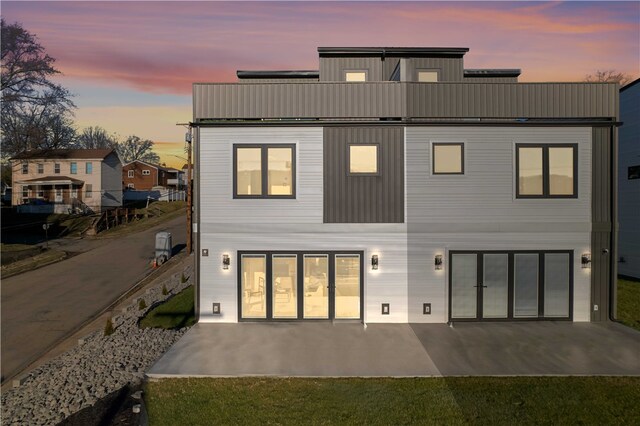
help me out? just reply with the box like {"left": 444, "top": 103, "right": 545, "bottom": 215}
{"left": 581, "top": 253, "right": 591, "bottom": 269}
{"left": 222, "top": 254, "right": 230, "bottom": 270}
{"left": 435, "top": 255, "right": 443, "bottom": 270}
{"left": 371, "top": 255, "right": 379, "bottom": 270}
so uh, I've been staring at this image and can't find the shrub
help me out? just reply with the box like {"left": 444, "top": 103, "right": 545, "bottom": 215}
{"left": 162, "top": 284, "right": 169, "bottom": 295}
{"left": 138, "top": 299, "right": 147, "bottom": 310}
{"left": 181, "top": 273, "right": 188, "bottom": 284}
{"left": 104, "top": 318, "right": 114, "bottom": 336}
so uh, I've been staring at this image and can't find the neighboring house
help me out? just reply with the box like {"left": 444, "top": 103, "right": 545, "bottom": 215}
{"left": 618, "top": 78, "right": 640, "bottom": 279}
{"left": 11, "top": 149, "right": 122, "bottom": 213}
{"left": 122, "top": 160, "right": 182, "bottom": 191}
{"left": 1, "top": 182, "right": 11, "bottom": 206}
{"left": 191, "top": 46, "right": 619, "bottom": 325}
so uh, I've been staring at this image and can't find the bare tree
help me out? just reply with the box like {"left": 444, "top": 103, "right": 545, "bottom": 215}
{"left": 1, "top": 19, "right": 75, "bottom": 158}
{"left": 76, "top": 126, "right": 118, "bottom": 149}
{"left": 116, "top": 135, "right": 160, "bottom": 164}
{"left": 584, "top": 70, "right": 632, "bottom": 87}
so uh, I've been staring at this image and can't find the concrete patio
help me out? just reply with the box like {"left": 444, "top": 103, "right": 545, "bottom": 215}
{"left": 147, "top": 321, "right": 640, "bottom": 378}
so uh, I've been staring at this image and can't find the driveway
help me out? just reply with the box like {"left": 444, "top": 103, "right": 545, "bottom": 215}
{"left": 148, "top": 321, "right": 640, "bottom": 377}
{"left": 1, "top": 214, "right": 186, "bottom": 382}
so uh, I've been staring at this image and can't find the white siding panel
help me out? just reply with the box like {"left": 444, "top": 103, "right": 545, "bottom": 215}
{"left": 199, "top": 230, "right": 408, "bottom": 323}
{"left": 406, "top": 127, "right": 592, "bottom": 224}
{"left": 199, "top": 127, "right": 323, "bottom": 224}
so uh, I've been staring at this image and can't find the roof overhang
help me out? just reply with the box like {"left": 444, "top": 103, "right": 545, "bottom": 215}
{"left": 318, "top": 47, "right": 469, "bottom": 58}
{"left": 237, "top": 70, "right": 319, "bottom": 79}
{"left": 464, "top": 69, "right": 522, "bottom": 78}
{"left": 16, "top": 177, "right": 84, "bottom": 185}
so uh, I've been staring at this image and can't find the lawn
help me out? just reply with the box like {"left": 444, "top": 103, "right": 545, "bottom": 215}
{"left": 139, "top": 285, "right": 196, "bottom": 330}
{"left": 98, "top": 201, "right": 186, "bottom": 238}
{"left": 145, "top": 377, "right": 640, "bottom": 425}
{"left": 618, "top": 278, "right": 640, "bottom": 331}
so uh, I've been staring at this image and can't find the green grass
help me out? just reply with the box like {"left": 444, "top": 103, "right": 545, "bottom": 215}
{"left": 98, "top": 201, "right": 186, "bottom": 238}
{"left": 139, "top": 285, "right": 195, "bottom": 330}
{"left": 618, "top": 278, "right": 640, "bottom": 331}
{"left": 145, "top": 377, "right": 640, "bottom": 426}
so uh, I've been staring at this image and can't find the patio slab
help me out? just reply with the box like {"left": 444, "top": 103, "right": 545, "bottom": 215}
{"left": 147, "top": 321, "right": 640, "bottom": 378}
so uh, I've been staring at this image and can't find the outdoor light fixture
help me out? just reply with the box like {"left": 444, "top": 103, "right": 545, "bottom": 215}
{"left": 435, "top": 255, "right": 443, "bottom": 270}
{"left": 371, "top": 255, "right": 379, "bottom": 270}
{"left": 222, "top": 254, "right": 230, "bottom": 270}
{"left": 581, "top": 253, "right": 591, "bottom": 269}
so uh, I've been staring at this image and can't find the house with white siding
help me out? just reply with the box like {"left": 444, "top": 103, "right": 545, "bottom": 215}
{"left": 190, "top": 47, "right": 619, "bottom": 325}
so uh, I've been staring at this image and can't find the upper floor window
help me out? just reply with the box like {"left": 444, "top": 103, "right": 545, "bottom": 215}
{"left": 54, "top": 163, "right": 61, "bottom": 174}
{"left": 142, "top": 170, "right": 151, "bottom": 176}
{"left": 629, "top": 165, "right": 640, "bottom": 180}
{"left": 516, "top": 144, "right": 577, "bottom": 198}
{"left": 86, "top": 162, "right": 93, "bottom": 174}
{"left": 417, "top": 70, "right": 439, "bottom": 82}
{"left": 432, "top": 143, "right": 464, "bottom": 175}
{"left": 348, "top": 144, "right": 379, "bottom": 175}
{"left": 70, "top": 162, "right": 77, "bottom": 175}
{"left": 37, "top": 163, "right": 44, "bottom": 174}
{"left": 234, "top": 144, "right": 295, "bottom": 198}
{"left": 85, "top": 184, "right": 93, "bottom": 198}
{"left": 128, "top": 170, "right": 134, "bottom": 178}
{"left": 22, "top": 163, "right": 28, "bottom": 174}
{"left": 345, "top": 71, "right": 367, "bottom": 82}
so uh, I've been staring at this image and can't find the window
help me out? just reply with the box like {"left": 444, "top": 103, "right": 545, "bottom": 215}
{"left": 516, "top": 144, "right": 577, "bottom": 198}
{"left": 72, "top": 188, "right": 78, "bottom": 198}
{"left": 85, "top": 184, "right": 92, "bottom": 198}
{"left": 234, "top": 144, "right": 295, "bottom": 198}
{"left": 417, "top": 70, "right": 439, "bottom": 82}
{"left": 348, "top": 144, "right": 379, "bottom": 175}
{"left": 37, "top": 163, "right": 44, "bottom": 174}
{"left": 70, "top": 162, "right": 77, "bottom": 174}
{"left": 128, "top": 170, "right": 134, "bottom": 178}
{"left": 127, "top": 183, "right": 135, "bottom": 189}
{"left": 345, "top": 71, "right": 367, "bottom": 82}
{"left": 21, "top": 163, "right": 28, "bottom": 174}
{"left": 629, "top": 165, "right": 640, "bottom": 180}
{"left": 432, "top": 143, "right": 464, "bottom": 174}
{"left": 142, "top": 170, "right": 151, "bottom": 176}
{"left": 86, "top": 162, "right": 93, "bottom": 174}
{"left": 22, "top": 186, "right": 29, "bottom": 198}
{"left": 54, "top": 163, "right": 61, "bottom": 174}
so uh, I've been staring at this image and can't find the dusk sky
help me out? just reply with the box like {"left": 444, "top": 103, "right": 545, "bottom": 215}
{"left": 3, "top": 1, "right": 639, "bottom": 168}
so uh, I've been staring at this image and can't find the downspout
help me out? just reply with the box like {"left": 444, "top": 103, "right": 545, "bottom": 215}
{"left": 609, "top": 123, "right": 619, "bottom": 322}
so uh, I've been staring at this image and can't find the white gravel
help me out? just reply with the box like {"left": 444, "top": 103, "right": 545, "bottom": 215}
{"left": 1, "top": 264, "right": 194, "bottom": 426}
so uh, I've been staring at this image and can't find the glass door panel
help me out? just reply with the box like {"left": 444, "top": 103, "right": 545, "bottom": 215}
{"left": 482, "top": 254, "right": 509, "bottom": 318}
{"left": 544, "top": 253, "right": 570, "bottom": 317}
{"left": 272, "top": 255, "right": 297, "bottom": 319}
{"left": 241, "top": 255, "right": 266, "bottom": 319}
{"left": 303, "top": 255, "right": 329, "bottom": 319}
{"left": 514, "top": 254, "right": 539, "bottom": 317}
{"left": 451, "top": 254, "right": 478, "bottom": 319}
{"left": 335, "top": 255, "right": 361, "bottom": 319}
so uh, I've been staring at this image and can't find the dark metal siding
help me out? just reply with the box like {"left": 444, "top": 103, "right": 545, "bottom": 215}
{"left": 319, "top": 57, "right": 383, "bottom": 81}
{"left": 193, "top": 82, "right": 618, "bottom": 120}
{"left": 383, "top": 58, "right": 400, "bottom": 81}
{"left": 463, "top": 77, "right": 518, "bottom": 83}
{"left": 404, "top": 57, "right": 464, "bottom": 81}
{"left": 324, "top": 126, "right": 404, "bottom": 223}
{"left": 591, "top": 127, "right": 614, "bottom": 322}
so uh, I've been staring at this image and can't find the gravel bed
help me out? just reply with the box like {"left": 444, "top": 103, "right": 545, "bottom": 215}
{"left": 1, "top": 264, "right": 194, "bottom": 426}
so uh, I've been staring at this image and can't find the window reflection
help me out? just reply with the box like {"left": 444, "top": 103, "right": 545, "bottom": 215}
{"left": 549, "top": 147, "right": 574, "bottom": 195}
{"left": 237, "top": 148, "right": 262, "bottom": 195}
{"left": 268, "top": 148, "right": 293, "bottom": 195}
{"left": 518, "top": 147, "right": 543, "bottom": 195}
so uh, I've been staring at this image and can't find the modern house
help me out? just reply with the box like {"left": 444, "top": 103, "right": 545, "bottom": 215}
{"left": 618, "top": 78, "right": 640, "bottom": 279}
{"left": 190, "top": 46, "right": 619, "bottom": 325}
{"left": 11, "top": 149, "right": 122, "bottom": 213}
{"left": 122, "top": 160, "right": 183, "bottom": 191}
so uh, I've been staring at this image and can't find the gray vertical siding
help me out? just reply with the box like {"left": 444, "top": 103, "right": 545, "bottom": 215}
{"left": 324, "top": 126, "right": 404, "bottom": 223}
{"left": 591, "top": 127, "right": 613, "bottom": 321}
{"left": 319, "top": 57, "right": 383, "bottom": 81}
{"left": 403, "top": 57, "right": 464, "bottom": 81}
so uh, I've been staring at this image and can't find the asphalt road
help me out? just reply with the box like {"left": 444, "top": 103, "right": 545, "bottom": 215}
{"left": 1, "top": 215, "right": 186, "bottom": 382}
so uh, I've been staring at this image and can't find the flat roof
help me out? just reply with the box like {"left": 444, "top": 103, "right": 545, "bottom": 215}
{"left": 464, "top": 69, "right": 522, "bottom": 78}
{"left": 318, "top": 47, "right": 469, "bottom": 57}
{"left": 237, "top": 70, "right": 319, "bottom": 79}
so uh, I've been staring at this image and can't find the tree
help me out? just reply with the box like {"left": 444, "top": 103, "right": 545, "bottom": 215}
{"left": 584, "top": 70, "right": 632, "bottom": 87}
{"left": 116, "top": 135, "right": 160, "bottom": 164}
{"left": 1, "top": 19, "right": 75, "bottom": 158}
{"left": 76, "top": 126, "right": 118, "bottom": 149}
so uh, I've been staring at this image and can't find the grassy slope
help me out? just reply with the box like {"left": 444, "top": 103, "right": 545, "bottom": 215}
{"left": 139, "top": 285, "right": 195, "bottom": 330}
{"left": 617, "top": 278, "right": 640, "bottom": 331}
{"left": 98, "top": 201, "right": 186, "bottom": 238}
{"left": 145, "top": 377, "right": 640, "bottom": 426}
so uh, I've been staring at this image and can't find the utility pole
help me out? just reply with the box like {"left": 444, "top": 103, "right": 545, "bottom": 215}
{"left": 185, "top": 128, "right": 193, "bottom": 254}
